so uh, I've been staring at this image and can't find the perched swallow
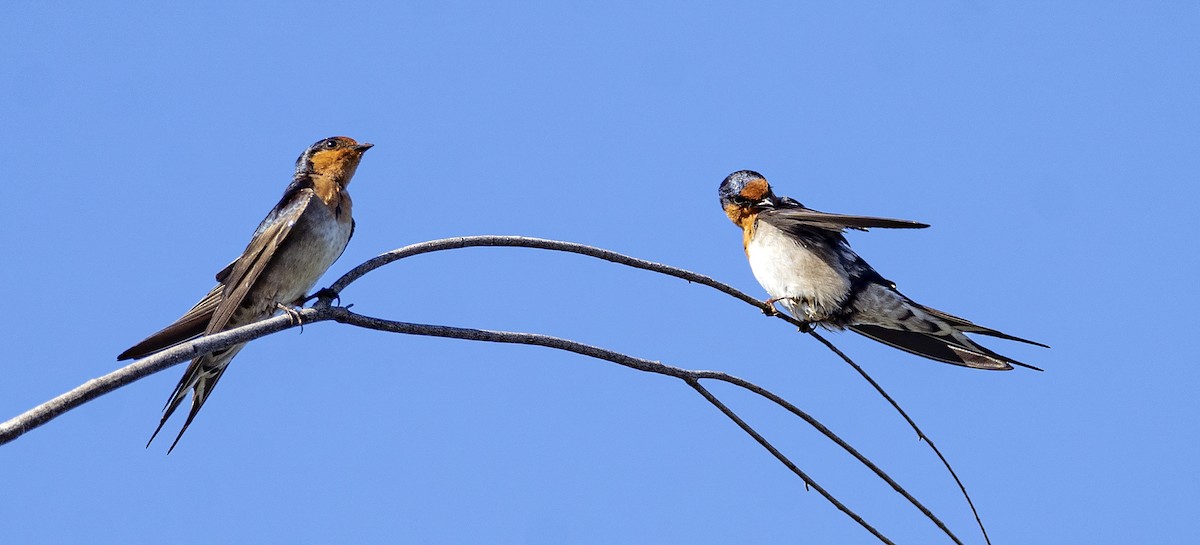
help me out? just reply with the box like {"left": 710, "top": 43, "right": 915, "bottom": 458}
{"left": 119, "top": 136, "right": 373, "bottom": 451}
{"left": 718, "top": 170, "right": 1046, "bottom": 371}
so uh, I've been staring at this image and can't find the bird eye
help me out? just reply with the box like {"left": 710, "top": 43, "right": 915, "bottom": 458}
{"left": 323, "top": 139, "right": 339, "bottom": 149}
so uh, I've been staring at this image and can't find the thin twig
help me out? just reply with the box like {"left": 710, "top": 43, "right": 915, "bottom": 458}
{"left": 328, "top": 307, "right": 932, "bottom": 544}
{"left": 809, "top": 331, "right": 991, "bottom": 545}
{"left": 327, "top": 235, "right": 988, "bottom": 543}
{"left": 685, "top": 379, "right": 895, "bottom": 545}
{"left": 0, "top": 305, "right": 915, "bottom": 543}
{"left": 327, "top": 236, "right": 761, "bottom": 307}
{"left": 691, "top": 369, "right": 962, "bottom": 544}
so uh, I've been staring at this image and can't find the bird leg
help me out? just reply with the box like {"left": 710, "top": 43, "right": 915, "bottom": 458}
{"left": 762, "top": 296, "right": 816, "bottom": 332}
{"left": 299, "top": 287, "right": 342, "bottom": 309}
{"left": 762, "top": 296, "right": 784, "bottom": 316}
{"left": 275, "top": 302, "right": 304, "bottom": 328}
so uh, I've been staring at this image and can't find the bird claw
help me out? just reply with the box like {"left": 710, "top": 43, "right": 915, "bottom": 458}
{"left": 761, "top": 296, "right": 815, "bottom": 332}
{"left": 300, "top": 287, "right": 342, "bottom": 309}
{"left": 314, "top": 287, "right": 342, "bottom": 308}
{"left": 275, "top": 302, "right": 304, "bottom": 328}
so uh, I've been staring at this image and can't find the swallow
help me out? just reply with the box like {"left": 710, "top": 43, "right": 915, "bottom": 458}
{"left": 718, "top": 170, "right": 1046, "bottom": 371}
{"left": 119, "top": 136, "right": 373, "bottom": 451}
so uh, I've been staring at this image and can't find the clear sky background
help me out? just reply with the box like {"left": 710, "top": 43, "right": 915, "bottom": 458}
{"left": 2, "top": 3, "right": 1195, "bottom": 544}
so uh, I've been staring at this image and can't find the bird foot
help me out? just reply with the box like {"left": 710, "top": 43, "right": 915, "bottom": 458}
{"left": 276, "top": 302, "right": 304, "bottom": 328}
{"left": 762, "top": 297, "right": 783, "bottom": 316}
{"left": 302, "top": 287, "right": 342, "bottom": 309}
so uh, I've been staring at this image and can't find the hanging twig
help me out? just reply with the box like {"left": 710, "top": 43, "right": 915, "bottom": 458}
{"left": 326, "top": 235, "right": 989, "bottom": 543}
{"left": 330, "top": 307, "right": 960, "bottom": 544}
{"left": 808, "top": 330, "right": 992, "bottom": 545}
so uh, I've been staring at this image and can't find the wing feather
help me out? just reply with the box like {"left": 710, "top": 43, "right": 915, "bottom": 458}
{"left": 205, "top": 189, "right": 315, "bottom": 333}
{"left": 760, "top": 207, "right": 929, "bottom": 234}
{"left": 117, "top": 284, "right": 223, "bottom": 360}
{"left": 850, "top": 324, "right": 1042, "bottom": 371}
{"left": 117, "top": 189, "right": 317, "bottom": 360}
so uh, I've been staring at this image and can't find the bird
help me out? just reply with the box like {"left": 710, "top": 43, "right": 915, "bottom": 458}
{"left": 119, "top": 136, "right": 373, "bottom": 452}
{"left": 717, "top": 169, "right": 1046, "bottom": 371}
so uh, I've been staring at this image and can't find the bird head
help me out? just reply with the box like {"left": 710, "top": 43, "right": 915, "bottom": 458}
{"left": 295, "top": 136, "right": 373, "bottom": 186}
{"left": 718, "top": 170, "right": 778, "bottom": 226}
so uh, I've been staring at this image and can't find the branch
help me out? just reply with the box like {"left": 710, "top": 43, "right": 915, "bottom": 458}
{"left": 1, "top": 305, "right": 920, "bottom": 543}
{"left": 325, "top": 307, "right": 915, "bottom": 544}
{"left": 327, "top": 235, "right": 989, "bottom": 543}
{"left": 686, "top": 379, "right": 894, "bottom": 544}
{"left": 0, "top": 311, "right": 312, "bottom": 445}
{"left": 327, "top": 235, "right": 761, "bottom": 306}
{"left": 808, "top": 330, "right": 993, "bottom": 545}
{"left": 0, "top": 235, "right": 983, "bottom": 544}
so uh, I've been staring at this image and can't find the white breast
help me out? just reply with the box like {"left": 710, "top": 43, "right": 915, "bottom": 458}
{"left": 745, "top": 221, "right": 851, "bottom": 320}
{"left": 263, "top": 201, "right": 353, "bottom": 305}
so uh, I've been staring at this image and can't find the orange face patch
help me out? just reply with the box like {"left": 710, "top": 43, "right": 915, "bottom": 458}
{"left": 723, "top": 202, "right": 750, "bottom": 226}
{"left": 308, "top": 148, "right": 365, "bottom": 210}
{"left": 739, "top": 177, "right": 770, "bottom": 202}
{"left": 723, "top": 202, "right": 759, "bottom": 252}
{"left": 309, "top": 148, "right": 365, "bottom": 185}
{"left": 741, "top": 215, "right": 757, "bottom": 253}
{"left": 309, "top": 148, "right": 355, "bottom": 174}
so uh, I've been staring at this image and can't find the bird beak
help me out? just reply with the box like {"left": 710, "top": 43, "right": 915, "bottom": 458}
{"left": 355, "top": 143, "right": 374, "bottom": 152}
{"left": 754, "top": 197, "right": 775, "bottom": 208}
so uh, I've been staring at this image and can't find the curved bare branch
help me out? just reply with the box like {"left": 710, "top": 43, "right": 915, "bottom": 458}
{"left": 326, "top": 307, "right": 924, "bottom": 544}
{"left": 808, "top": 330, "right": 992, "bottom": 545}
{"left": 0, "top": 236, "right": 986, "bottom": 544}
{"left": 0, "top": 306, "right": 921, "bottom": 543}
{"left": 326, "top": 235, "right": 988, "bottom": 544}
{"left": 326, "top": 236, "right": 765, "bottom": 307}
{"left": 0, "top": 311, "right": 312, "bottom": 445}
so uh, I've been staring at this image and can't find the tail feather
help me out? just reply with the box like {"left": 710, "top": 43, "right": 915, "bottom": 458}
{"left": 167, "top": 395, "right": 209, "bottom": 455}
{"left": 850, "top": 324, "right": 1043, "bottom": 371}
{"left": 146, "top": 389, "right": 188, "bottom": 448}
{"left": 846, "top": 284, "right": 1045, "bottom": 370}
{"left": 146, "top": 348, "right": 238, "bottom": 452}
{"left": 916, "top": 304, "right": 1049, "bottom": 349}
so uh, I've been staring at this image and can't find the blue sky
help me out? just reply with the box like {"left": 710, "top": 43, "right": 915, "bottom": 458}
{"left": 2, "top": 2, "right": 1196, "bottom": 543}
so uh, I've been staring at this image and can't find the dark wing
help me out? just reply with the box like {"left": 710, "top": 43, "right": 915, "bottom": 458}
{"left": 760, "top": 206, "right": 929, "bottom": 234}
{"left": 117, "top": 185, "right": 316, "bottom": 361}
{"left": 850, "top": 324, "right": 1043, "bottom": 371}
{"left": 915, "top": 304, "right": 1050, "bottom": 348}
{"left": 205, "top": 188, "right": 316, "bottom": 333}
{"left": 215, "top": 258, "right": 236, "bottom": 283}
{"left": 117, "top": 284, "right": 223, "bottom": 360}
